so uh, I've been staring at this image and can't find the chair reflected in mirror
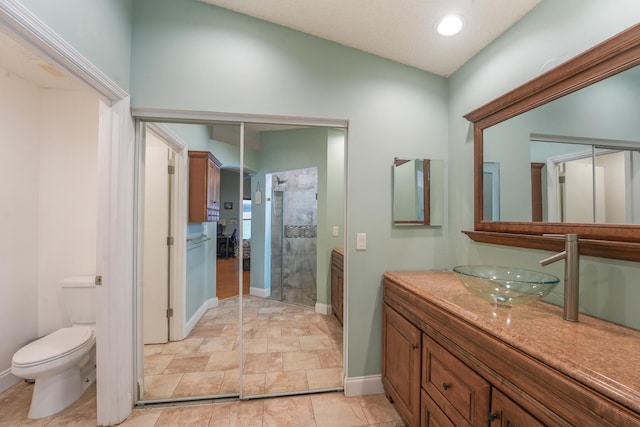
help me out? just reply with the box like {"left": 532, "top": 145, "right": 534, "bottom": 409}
{"left": 217, "top": 227, "right": 238, "bottom": 259}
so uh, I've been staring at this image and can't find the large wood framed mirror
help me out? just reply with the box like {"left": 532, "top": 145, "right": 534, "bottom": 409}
{"left": 463, "top": 23, "right": 640, "bottom": 262}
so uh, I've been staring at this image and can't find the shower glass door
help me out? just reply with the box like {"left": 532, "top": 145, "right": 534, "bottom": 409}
{"left": 269, "top": 168, "right": 318, "bottom": 308}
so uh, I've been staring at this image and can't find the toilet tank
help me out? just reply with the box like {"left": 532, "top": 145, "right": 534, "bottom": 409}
{"left": 61, "top": 276, "right": 96, "bottom": 325}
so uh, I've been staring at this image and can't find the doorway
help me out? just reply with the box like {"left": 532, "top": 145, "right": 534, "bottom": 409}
{"left": 133, "top": 112, "right": 347, "bottom": 403}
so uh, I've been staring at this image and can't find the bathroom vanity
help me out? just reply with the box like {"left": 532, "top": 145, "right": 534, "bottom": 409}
{"left": 382, "top": 271, "right": 640, "bottom": 426}
{"left": 331, "top": 248, "right": 344, "bottom": 325}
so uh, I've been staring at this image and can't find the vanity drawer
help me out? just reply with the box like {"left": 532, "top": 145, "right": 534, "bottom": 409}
{"left": 422, "top": 334, "right": 490, "bottom": 426}
{"left": 421, "top": 390, "right": 458, "bottom": 427}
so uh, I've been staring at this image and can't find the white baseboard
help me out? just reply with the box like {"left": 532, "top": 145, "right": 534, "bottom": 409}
{"left": 250, "top": 287, "right": 270, "bottom": 298}
{"left": 0, "top": 368, "right": 21, "bottom": 394}
{"left": 315, "top": 302, "right": 332, "bottom": 315}
{"left": 185, "top": 298, "right": 218, "bottom": 337}
{"left": 343, "top": 375, "right": 384, "bottom": 397}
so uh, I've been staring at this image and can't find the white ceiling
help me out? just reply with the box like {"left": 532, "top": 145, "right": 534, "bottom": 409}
{"left": 200, "top": 0, "right": 541, "bottom": 77}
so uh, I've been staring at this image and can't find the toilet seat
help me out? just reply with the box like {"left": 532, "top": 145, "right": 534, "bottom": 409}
{"left": 12, "top": 327, "right": 94, "bottom": 368}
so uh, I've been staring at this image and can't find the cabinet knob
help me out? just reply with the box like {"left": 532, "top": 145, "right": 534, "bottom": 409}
{"left": 489, "top": 412, "right": 498, "bottom": 422}
{"left": 411, "top": 344, "right": 418, "bottom": 350}
{"left": 442, "top": 382, "right": 451, "bottom": 390}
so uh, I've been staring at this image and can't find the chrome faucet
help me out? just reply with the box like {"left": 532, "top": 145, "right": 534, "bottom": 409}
{"left": 539, "top": 234, "right": 580, "bottom": 322}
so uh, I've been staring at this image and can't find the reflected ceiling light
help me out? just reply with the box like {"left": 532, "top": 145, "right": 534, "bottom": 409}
{"left": 436, "top": 15, "right": 463, "bottom": 36}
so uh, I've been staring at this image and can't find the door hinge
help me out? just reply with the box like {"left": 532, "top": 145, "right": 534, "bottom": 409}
{"left": 167, "top": 308, "right": 174, "bottom": 318}
{"left": 95, "top": 275, "right": 103, "bottom": 286}
{"left": 168, "top": 165, "right": 175, "bottom": 175}
{"left": 167, "top": 236, "right": 174, "bottom": 246}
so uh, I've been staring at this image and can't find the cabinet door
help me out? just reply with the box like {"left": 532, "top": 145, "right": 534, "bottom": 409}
{"left": 490, "top": 388, "right": 544, "bottom": 427}
{"left": 206, "top": 157, "right": 219, "bottom": 212}
{"left": 382, "top": 304, "right": 421, "bottom": 427}
{"left": 330, "top": 263, "right": 343, "bottom": 325}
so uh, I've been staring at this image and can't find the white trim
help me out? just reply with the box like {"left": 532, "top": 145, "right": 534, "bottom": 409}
{"left": 250, "top": 287, "right": 271, "bottom": 298}
{"left": 185, "top": 298, "right": 219, "bottom": 336}
{"left": 343, "top": 375, "right": 384, "bottom": 397}
{"left": 96, "top": 98, "right": 136, "bottom": 425}
{"left": 315, "top": 302, "right": 332, "bottom": 315}
{"left": 131, "top": 108, "right": 349, "bottom": 129}
{"left": 0, "top": 369, "right": 20, "bottom": 394}
{"left": 0, "top": 0, "right": 127, "bottom": 102}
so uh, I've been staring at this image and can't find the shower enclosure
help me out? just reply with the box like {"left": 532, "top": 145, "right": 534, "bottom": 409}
{"left": 269, "top": 167, "right": 318, "bottom": 308}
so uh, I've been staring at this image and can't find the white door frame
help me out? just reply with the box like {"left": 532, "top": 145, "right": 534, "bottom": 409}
{"left": 0, "top": 1, "right": 135, "bottom": 425}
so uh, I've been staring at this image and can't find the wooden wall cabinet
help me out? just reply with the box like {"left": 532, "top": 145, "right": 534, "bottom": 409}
{"left": 382, "top": 274, "right": 640, "bottom": 427}
{"left": 188, "top": 151, "right": 222, "bottom": 223}
{"left": 330, "top": 248, "right": 344, "bottom": 325}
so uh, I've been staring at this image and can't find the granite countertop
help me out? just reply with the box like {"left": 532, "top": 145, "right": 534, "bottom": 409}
{"left": 384, "top": 270, "right": 640, "bottom": 414}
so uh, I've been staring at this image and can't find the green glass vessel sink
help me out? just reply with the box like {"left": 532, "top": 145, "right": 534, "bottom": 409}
{"left": 453, "top": 265, "right": 560, "bottom": 307}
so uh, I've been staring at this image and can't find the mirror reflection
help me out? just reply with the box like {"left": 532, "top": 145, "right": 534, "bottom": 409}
{"left": 392, "top": 158, "right": 444, "bottom": 226}
{"left": 138, "top": 119, "right": 346, "bottom": 403}
{"left": 482, "top": 64, "right": 640, "bottom": 225}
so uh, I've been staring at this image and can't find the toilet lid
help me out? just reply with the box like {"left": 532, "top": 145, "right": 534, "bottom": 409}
{"left": 12, "top": 327, "right": 94, "bottom": 367}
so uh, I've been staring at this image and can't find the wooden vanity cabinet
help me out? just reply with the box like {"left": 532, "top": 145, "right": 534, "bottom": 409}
{"left": 382, "top": 303, "right": 421, "bottom": 427}
{"left": 188, "top": 151, "right": 221, "bottom": 222}
{"left": 383, "top": 274, "right": 640, "bottom": 427}
{"left": 331, "top": 249, "right": 344, "bottom": 325}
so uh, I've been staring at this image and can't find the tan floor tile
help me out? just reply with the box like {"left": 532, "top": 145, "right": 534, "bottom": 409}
{"left": 282, "top": 351, "right": 321, "bottom": 371}
{"left": 264, "top": 370, "right": 309, "bottom": 394}
{"left": 143, "top": 373, "right": 182, "bottom": 400}
{"left": 242, "top": 338, "right": 268, "bottom": 353}
{"left": 199, "top": 336, "right": 237, "bottom": 352}
{"left": 280, "top": 324, "right": 312, "bottom": 336}
{"left": 227, "top": 400, "right": 264, "bottom": 427}
{"left": 155, "top": 404, "right": 213, "bottom": 426}
{"left": 173, "top": 371, "right": 225, "bottom": 397}
{"left": 357, "top": 394, "right": 403, "bottom": 424}
{"left": 316, "top": 349, "right": 343, "bottom": 368}
{"left": 299, "top": 335, "right": 333, "bottom": 351}
{"left": 205, "top": 350, "right": 240, "bottom": 371}
{"left": 267, "top": 336, "right": 301, "bottom": 352}
{"left": 159, "top": 338, "right": 205, "bottom": 355}
{"left": 263, "top": 395, "right": 315, "bottom": 427}
{"left": 243, "top": 352, "right": 283, "bottom": 374}
{"left": 242, "top": 373, "right": 266, "bottom": 395}
{"left": 311, "top": 393, "right": 369, "bottom": 427}
{"left": 219, "top": 369, "right": 240, "bottom": 394}
{"left": 249, "top": 326, "right": 282, "bottom": 339}
{"left": 143, "top": 344, "right": 164, "bottom": 356}
{"left": 144, "top": 354, "right": 173, "bottom": 375}
{"left": 306, "top": 367, "right": 343, "bottom": 389}
{"left": 0, "top": 381, "right": 33, "bottom": 422}
{"left": 120, "top": 407, "right": 163, "bottom": 426}
{"left": 207, "top": 401, "right": 233, "bottom": 427}
{"left": 164, "top": 353, "right": 210, "bottom": 374}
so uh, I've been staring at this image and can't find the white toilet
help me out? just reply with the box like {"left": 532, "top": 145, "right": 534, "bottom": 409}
{"left": 11, "top": 276, "right": 97, "bottom": 419}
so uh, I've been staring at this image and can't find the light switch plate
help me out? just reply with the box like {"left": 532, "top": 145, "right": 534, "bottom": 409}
{"left": 356, "top": 233, "right": 367, "bottom": 250}
{"left": 332, "top": 226, "right": 339, "bottom": 237}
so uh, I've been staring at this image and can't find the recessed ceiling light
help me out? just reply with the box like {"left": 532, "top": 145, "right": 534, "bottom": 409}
{"left": 436, "top": 15, "right": 463, "bottom": 36}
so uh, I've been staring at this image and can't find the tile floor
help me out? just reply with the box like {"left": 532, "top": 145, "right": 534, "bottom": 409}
{"left": 0, "top": 380, "right": 406, "bottom": 426}
{"left": 144, "top": 295, "right": 343, "bottom": 400}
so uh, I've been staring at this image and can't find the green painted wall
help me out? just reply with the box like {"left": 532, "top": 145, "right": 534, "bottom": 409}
{"left": 19, "top": 0, "right": 133, "bottom": 91}
{"left": 130, "top": 0, "right": 449, "bottom": 378}
{"left": 449, "top": 0, "right": 640, "bottom": 329}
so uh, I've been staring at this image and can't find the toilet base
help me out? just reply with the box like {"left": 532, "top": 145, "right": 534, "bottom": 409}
{"left": 27, "top": 357, "right": 96, "bottom": 419}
